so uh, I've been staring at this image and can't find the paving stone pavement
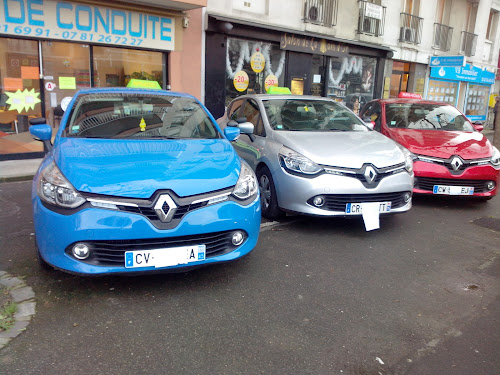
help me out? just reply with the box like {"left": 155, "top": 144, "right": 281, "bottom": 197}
{"left": 0, "top": 272, "right": 36, "bottom": 349}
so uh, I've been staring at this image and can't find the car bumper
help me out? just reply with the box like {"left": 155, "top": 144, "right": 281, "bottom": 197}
{"left": 33, "top": 196, "right": 261, "bottom": 275}
{"left": 272, "top": 168, "right": 414, "bottom": 216}
{"left": 413, "top": 161, "right": 499, "bottom": 197}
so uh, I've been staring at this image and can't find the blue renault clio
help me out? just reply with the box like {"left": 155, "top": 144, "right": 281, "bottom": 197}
{"left": 30, "top": 87, "right": 260, "bottom": 275}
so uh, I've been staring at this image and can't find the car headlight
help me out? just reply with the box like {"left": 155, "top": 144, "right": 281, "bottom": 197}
{"left": 279, "top": 146, "right": 322, "bottom": 175}
{"left": 491, "top": 146, "right": 500, "bottom": 167}
{"left": 37, "top": 161, "right": 86, "bottom": 208}
{"left": 232, "top": 161, "right": 258, "bottom": 200}
{"left": 397, "top": 145, "right": 414, "bottom": 174}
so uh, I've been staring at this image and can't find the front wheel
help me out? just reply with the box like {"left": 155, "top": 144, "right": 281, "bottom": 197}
{"left": 257, "top": 166, "right": 283, "bottom": 220}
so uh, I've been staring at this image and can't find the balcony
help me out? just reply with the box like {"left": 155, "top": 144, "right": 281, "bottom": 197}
{"left": 357, "top": 0, "right": 386, "bottom": 36}
{"left": 303, "top": 0, "right": 338, "bottom": 27}
{"left": 399, "top": 13, "right": 423, "bottom": 44}
{"left": 460, "top": 31, "right": 477, "bottom": 56}
{"left": 432, "top": 23, "right": 453, "bottom": 51}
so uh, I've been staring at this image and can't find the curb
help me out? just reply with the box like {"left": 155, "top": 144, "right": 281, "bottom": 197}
{"left": 0, "top": 271, "right": 36, "bottom": 349}
{"left": 0, "top": 175, "right": 35, "bottom": 184}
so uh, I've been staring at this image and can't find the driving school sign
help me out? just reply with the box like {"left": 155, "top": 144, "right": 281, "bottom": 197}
{"left": 0, "top": 0, "right": 175, "bottom": 50}
{"left": 280, "top": 33, "right": 349, "bottom": 57}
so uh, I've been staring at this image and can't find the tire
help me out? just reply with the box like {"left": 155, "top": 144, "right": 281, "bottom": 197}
{"left": 257, "top": 166, "right": 283, "bottom": 220}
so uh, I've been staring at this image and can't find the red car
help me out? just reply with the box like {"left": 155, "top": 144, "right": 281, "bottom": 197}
{"left": 360, "top": 94, "right": 500, "bottom": 199}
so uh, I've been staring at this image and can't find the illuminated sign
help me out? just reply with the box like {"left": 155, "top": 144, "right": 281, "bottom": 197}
{"left": 0, "top": 0, "right": 175, "bottom": 50}
{"left": 280, "top": 33, "right": 348, "bottom": 57}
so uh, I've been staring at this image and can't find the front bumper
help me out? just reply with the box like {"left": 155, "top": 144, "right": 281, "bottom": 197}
{"left": 413, "top": 161, "right": 499, "bottom": 197}
{"left": 33, "top": 196, "right": 261, "bottom": 275}
{"left": 272, "top": 168, "right": 414, "bottom": 216}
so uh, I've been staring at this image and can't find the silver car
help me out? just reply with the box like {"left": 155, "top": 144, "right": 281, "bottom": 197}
{"left": 218, "top": 95, "right": 414, "bottom": 220}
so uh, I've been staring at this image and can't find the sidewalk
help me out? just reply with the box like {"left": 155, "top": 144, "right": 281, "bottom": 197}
{"left": 0, "top": 129, "right": 495, "bottom": 183}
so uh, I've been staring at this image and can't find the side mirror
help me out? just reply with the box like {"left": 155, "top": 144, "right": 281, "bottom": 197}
{"left": 472, "top": 123, "right": 484, "bottom": 132}
{"left": 224, "top": 126, "right": 240, "bottom": 141}
{"left": 364, "top": 121, "right": 375, "bottom": 130}
{"left": 29, "top": 124, "right": 53, "bottom": 152}
{"left": 238, "top": 121, "right": 255, "bottom": 141}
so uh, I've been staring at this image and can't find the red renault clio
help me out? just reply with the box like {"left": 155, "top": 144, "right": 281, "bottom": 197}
{"left": 361, "top": 93, "right": 500, "bottom": 200}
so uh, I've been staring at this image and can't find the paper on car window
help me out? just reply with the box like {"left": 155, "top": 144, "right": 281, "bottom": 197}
{"left": 361, "top": 203, "right": 380, "bottom": 231}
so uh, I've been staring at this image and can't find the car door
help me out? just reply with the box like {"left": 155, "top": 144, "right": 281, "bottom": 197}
{"left": 231, "top": 98, "right": 266, "bottom": 171}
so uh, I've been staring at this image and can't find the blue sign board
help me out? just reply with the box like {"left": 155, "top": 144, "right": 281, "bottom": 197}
{"left": 430, "top": 64, "right": 495, "bottom": 85}
{"left": 429, "top": 56, "right": 465, "bottom": 67}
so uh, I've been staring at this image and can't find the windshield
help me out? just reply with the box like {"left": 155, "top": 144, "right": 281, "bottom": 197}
{"left": 385, "top": 103, "right": 474, "bottom": 131}
{"left": 263, "top": 99, "right": 369, "bottom": 132}
{"left": 65, "top": 93, "right": 220, "bottom": 139}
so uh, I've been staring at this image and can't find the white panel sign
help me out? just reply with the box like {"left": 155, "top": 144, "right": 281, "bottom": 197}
{"left": 364, "top": 3, "right": 383, "bottom": 20}
{"left": 0, "top": 0, "right": 175, "bottom": 51}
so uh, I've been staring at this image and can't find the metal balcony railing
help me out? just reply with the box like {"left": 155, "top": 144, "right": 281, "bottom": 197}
{"left": 432, "top": 23, "right": 453, "bottom": 51}
{"left": 399, "top": 13, "right": 423, "bottom": 44}
{"left": 460, "top": 31, "right": 477, "bottom": 56}
{"left": 303, "top": 0, "right": 338, "bottom": 27}
{"left": 357, "top": 0, "right": 386, "bottom": 36}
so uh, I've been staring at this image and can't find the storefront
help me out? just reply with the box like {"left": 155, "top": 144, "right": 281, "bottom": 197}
{"left": 428, "top": 64, "right": 495, "bottom": 122}
{"left": 0, "top": 0, "right": 202, "bottom": 160}
{"left": 205, "top": 16, "right": 392, "bottom": 119}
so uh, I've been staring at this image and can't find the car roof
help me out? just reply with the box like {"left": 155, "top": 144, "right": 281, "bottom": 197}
{"left": 370, "top": 98, "right": 451, "bottom": 106}
{"left": 75, "top": 87, "right": 195, "bottom": 99}
{"left": 233, "top": 94, "right": 336, "bottom": 101}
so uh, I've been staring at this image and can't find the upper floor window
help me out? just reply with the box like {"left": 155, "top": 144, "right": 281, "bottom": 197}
{"left": 303, "top": 0, "right": 338, "bottom": 27}
{"left": 486, "top": 10, "right": 498, "bottom": 41}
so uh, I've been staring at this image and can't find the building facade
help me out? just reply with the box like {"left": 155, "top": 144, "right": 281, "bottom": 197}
{"left": 204, "top": 0, "right": 500, "bottom": 122}
{"left": 0, "top": 0, "right": 205, "bottom": 159}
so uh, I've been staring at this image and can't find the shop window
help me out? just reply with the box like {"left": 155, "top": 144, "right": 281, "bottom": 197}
{"left": 0, "top": 38, "right": 42, "bottom": 156}
{"left": 465, "top": 84, "right": 488, "bottom": 120}
{"left": 427, "top": 80, "right": 458, "bottom": 105}
{"left": 327, "top": 55, "right": 376, "bottom": 113}
{"left": 93, "top": 47, "right": 163, "bottom": 88}
{"left": 41, "top": 41, "right": 91, "bottom": 129}
{"left": 225, "top": 38, "right": 286, "bottom": 105}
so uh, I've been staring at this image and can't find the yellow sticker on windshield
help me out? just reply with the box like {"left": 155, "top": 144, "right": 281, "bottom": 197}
{"left": 304, "top": 106, "right": 309, "bottom": 112}
{"left": 139, "top": 117, "right": 146, "bottom": 131}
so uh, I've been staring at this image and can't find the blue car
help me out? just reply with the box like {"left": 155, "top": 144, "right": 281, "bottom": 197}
{"left": 29, "top": 87, "right": 260, "bottom": 275}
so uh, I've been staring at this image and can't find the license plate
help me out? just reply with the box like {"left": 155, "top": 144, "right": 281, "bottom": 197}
{"left": 432, "top": 185, "right": 474, "bottom": 195}
{"left": 125, "top": 245, "right": 206, "bottom": 268}
{"left": 345, "top": 202, "right": 391, "bottom": 214}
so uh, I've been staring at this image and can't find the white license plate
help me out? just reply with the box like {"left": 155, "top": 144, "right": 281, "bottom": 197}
{"left": 345, "top": 202, "right": 391, "bottom": 214}
{"left": 432, "top": 185, "right": 474, "bottom": 195}
{"left": 125, "top": 245, "right": 206, "bottom": 268}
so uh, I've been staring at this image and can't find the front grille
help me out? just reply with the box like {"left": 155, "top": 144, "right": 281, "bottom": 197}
{"left": 313, "top": 192, "right": 409, "bottom": 212}
{"left": 119, "top": 201, "right": 208, "bottom": 221}
{"left": 65, "top": 230, "right": 244, "bottom": 266}
{"left": 415, "top": 177, "right": 487, "bottom": 193}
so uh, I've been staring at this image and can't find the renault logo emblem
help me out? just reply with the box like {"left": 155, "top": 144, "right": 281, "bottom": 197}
{"left": 450, "top": 156, "right": 463, "bottom": 171}
{"left": 154, "top": 194, "right": 177, "bottom": 222}
{"left": 363, "top": 165, "right": 377, "bottom": 184}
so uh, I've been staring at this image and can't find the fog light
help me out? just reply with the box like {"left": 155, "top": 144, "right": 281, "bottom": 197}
{"left": 486, "top": 181, "right": 496, "bottom": 191}
{"left": 403, "top": 192, "right": 412, "bottom": 203}
{"left": 313, "top": 196, "right": 325, "bottom": 207}
{"left": 231, "top": 231, "right": 244, "bottom": 246}
{"left": 72, "top": 243, "right": 90, "bottom": 260}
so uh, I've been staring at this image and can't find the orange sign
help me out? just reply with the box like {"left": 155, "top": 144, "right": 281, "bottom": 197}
{"left": 21, "top": 66, "right": 39, "bottom": 79}
{"left": 3, "top": 78, "right": 23, "bottom": 91}
{"left": 233, "top": 71, "right": 249, "bottom": 92}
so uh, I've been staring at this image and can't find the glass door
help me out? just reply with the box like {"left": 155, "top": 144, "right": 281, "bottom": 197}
{"left": 41, "top": 41, "right": 91, "bottom": 129}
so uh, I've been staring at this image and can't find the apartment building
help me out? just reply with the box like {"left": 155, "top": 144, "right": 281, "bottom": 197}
{"left": 204, "top": 0, "right": 500, "bottom": 121}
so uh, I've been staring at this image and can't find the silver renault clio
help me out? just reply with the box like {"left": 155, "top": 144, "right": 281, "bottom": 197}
{"left": 218, "top": 94, "right": 414, "bottom": 220}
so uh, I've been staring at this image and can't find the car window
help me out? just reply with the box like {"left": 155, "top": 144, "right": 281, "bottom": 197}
{"left": 385, "top": 103, "right": 474, "bottom": 131}
{"left": 262, "top": 98, "right": 369, "bottom": 132}
{"left": 228, "top": 99, "right": 244, "bottom": 121}
{"left": 65, "top": 93, "right": 220, "bottom": 139}
{"left": 242, "top": 99, "right": 265, "bottom": 137}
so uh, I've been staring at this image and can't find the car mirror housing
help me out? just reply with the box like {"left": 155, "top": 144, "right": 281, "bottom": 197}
{"left": 473, "top": 123, "right": 484, "bottom": 132}
{"left": 365, "top": 121, "right": 375, "bottom": 130}
{"left": 224, "top": 126, "right": 241, "bottom": 141}
{"left": 29, "top": 124, "right": 53, "bottom": 151}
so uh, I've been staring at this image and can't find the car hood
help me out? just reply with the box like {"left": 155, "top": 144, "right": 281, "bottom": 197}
{"left": 386, "top": 128, "right": 492, "bottom": 159}
{"left": 272, "top": 131, "right": 404, "bottom": 169}
{"left": 54, "top": 138, "right": 240, "bottom": 198}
